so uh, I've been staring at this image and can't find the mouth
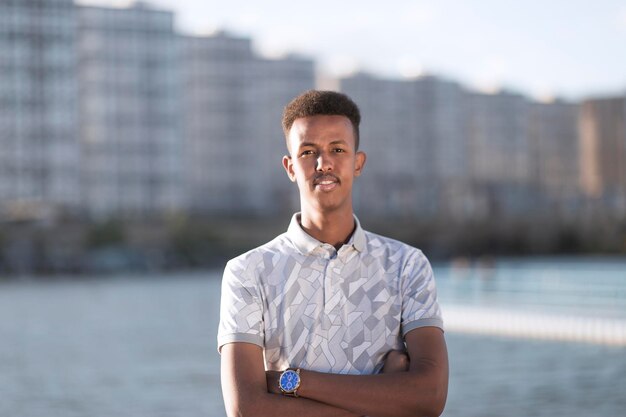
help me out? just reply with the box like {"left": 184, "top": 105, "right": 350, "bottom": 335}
{"left": 313, "top": 175, "right": 340, "bottom": 191}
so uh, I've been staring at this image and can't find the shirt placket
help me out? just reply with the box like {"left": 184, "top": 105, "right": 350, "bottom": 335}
{"left": 316, "top": 244, "right": 337, "bottom": 315}
{"left": 328, "top": 246, "right": 354, "bottom": 332}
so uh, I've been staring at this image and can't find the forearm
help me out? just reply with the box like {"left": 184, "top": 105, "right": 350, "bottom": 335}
{"left": 221, "top": 342, "right": 360, "bottom": 417}
{"left": 270, "top": 329, "right": 450, "bottom": 417}
{"left": 225, "top": 389, "right": 360, "bottom": 417}
{"left": 297, "top": 363, "right": 446, "bottom": 417}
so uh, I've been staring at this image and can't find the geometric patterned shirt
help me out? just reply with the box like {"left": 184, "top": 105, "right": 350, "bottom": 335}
{"left": 217, "top": 213, "right": 443, "bottom": 375}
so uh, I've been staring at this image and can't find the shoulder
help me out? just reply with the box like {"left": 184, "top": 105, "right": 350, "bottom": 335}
{"left": 361, "top": 229, "right": 433, "bottom": 282}
{"left": 225, "top": 232, "right": 294, "bottom": 274}
{"left": 362, "top": 229, "right": 428, "bottom": 264}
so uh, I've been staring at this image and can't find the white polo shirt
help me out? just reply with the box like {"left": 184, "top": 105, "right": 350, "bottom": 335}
{"left": 217, "top": 213, "right": 443, "bottom": 374}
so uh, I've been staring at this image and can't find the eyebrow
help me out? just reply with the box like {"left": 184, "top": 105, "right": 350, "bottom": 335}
{"left": 298, "top": 140, "right": 348, "bottom": 148}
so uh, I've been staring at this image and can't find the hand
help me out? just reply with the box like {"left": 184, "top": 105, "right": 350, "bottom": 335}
{"left": 265, "top": 370, "right": 282, "bottom": 394}
{"left": 381, "top": 350, "right": 410, "bottom": 373}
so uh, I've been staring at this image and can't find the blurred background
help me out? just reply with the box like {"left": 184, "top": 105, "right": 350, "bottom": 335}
{"left": 1, "top": 0, "right": 625, "bottom": 416}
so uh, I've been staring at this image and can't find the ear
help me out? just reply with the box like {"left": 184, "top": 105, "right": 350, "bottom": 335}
{"left": 282, "top": 155, "right": 296, "bottom": 182}
{"left": 354, "top": 151, "right": 366, "bottom": 177}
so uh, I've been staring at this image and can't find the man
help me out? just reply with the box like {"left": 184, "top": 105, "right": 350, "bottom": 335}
{"left": 218, "top": 90, "right": 448, "bottom": 417}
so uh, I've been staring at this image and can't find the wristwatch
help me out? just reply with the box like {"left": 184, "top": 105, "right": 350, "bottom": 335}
{"left": 278, "top": 368, "right": 301, "bottom": 397}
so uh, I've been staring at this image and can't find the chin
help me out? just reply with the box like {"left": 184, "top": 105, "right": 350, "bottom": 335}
{"left": 313, "top": 199, "right": 348, "bottom": 213}
{"left": 302, "top": 191, "right": 351, "bottom": 213}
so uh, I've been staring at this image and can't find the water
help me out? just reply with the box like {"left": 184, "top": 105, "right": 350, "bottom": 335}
{"left": 0, "top": 274, "right": 222, "bottom": 417}
{"left": 1, "top": 259, "right": 625, "bottom": 417}
{"left": 435, "top": 257, "right": 626, "bottom": 318}
{"left": 435, "top": 257, "right": 626, "bottom": 345}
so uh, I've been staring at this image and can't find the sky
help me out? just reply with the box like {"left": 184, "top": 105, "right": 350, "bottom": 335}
{"left": 78, "top": 0, "right": 626, "bottom": 101}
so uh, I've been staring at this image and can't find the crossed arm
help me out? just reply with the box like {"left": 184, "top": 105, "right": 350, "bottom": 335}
{"left": 220, "top": 326, "right": 448, "bottom": 417}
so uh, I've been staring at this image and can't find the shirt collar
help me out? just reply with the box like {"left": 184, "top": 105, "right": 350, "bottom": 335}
{"left": 287, "top": 212, "right": 366, "bottom": 255}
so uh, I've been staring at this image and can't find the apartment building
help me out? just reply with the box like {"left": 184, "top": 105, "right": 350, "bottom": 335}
{"left": 579, "top": 96, "right": 626, "bottom": 214}
{"left": 340, "top": 73, "right": 469, "bottom": 219}
{"left": 249, "top": 54, "right": 316, "bottom": 214}
{"left": 78, "top": 2, "right": 182, "bottom": 219}
{"left": 180, "top": 32, "right": 255, "bottom": 214}
{"left": 181, "top": 31, "right": 315, "bottom": 215}
{"left": 0, "top": 0, "right": 80, "bottom": 219}
{"left": 528, "top": 100, "right": 581, "bottom": 216}
{"left": 464, "top": 90, "right": 536, "bottom": 217}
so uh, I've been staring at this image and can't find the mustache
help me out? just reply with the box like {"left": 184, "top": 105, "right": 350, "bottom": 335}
{"left": 313, "top": 173, "right": 340, "bottom": 184}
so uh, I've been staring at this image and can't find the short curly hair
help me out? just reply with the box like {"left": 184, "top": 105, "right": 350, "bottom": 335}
{"left": 282, "top": 90, "right": 361, "bottom": 150}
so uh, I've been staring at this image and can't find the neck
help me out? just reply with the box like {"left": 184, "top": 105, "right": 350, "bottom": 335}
{"left": 299, "top": 207, "right": 356, "bottom": 249}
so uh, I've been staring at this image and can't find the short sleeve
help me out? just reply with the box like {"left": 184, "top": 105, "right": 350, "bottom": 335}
{"left": 401, "top": 250, "right": 443, "bottom": 336}
{"left": 217, "top": 258, "right": 264, "bottom": 353}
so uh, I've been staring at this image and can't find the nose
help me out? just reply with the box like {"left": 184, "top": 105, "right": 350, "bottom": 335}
{"left": 316, "top": 152, "right": 333, "bottom": 171}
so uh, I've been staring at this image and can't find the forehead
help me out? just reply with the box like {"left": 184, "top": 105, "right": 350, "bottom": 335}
{"left": 287, "top": 115, "right": 355, "bottom": 149}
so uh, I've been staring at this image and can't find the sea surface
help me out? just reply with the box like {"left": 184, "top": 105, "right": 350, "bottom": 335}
{"left": 1, "top": 258, "right": 625, "bottom": 417}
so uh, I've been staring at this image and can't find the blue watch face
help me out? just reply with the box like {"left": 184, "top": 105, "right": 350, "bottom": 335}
{"left": 280, "top": 370, "right": 300, "bottom": 392}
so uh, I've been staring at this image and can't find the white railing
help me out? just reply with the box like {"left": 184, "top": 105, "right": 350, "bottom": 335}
{"left": 442, "top": 304, "right": 626, "bottom": 346}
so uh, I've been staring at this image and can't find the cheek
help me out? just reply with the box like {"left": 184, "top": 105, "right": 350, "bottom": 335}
{"left": 294, "top": 161, "right": 314, "bottom": 176}
{"left": 292, "top": 166, "right": 310, "bottom": 185}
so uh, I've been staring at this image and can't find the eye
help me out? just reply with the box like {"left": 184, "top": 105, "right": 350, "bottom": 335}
{"left": 300, "top": 149, "right": 315, "bottom": 156}
{"left": 333, "top": 148, "right": 346, "bottom": 153}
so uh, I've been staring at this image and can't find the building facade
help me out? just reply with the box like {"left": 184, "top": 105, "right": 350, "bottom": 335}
{"left": 180, "top": 32, "right": 255, "bottom": 214}
{"left": 579, "top": 96, "right": 626, "bottom": 215}
{"left": 1, "top": 0, "right": 622, "bottom": 226}
{"left": 340, "top": 73, "right": 428, "bottom": 218}
{"left": 340, "top": 73, "right": 470, "bottom": 219}
{"left": 464, "top": 91, "right": 536, "bottom": 218}
{"left": 181, "top": 32, "right": 315, "bottom": 216}
{"left": 528, "top": 100, "right": 581, "bottom": 217}
{"left": 339, "top": 75, "right": 584, "bottom": 222}
{"left": 0, "top": 0, "right": 80, "bottom": 219}
{"left": 78, "top": 3, "right": 182, "bottom": 219}
{"left": 249, "top": 54, "right": 316, "bottom": 215}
